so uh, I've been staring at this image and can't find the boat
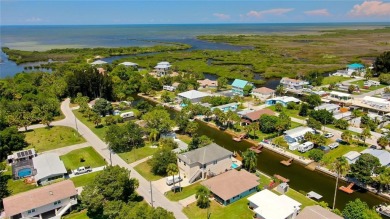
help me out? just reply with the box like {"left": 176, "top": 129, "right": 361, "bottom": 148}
{"left": 306, "top": 191, "right": 323, "bottom": 200}
{"left": 280, "top": 157, "right": 294, "bottom": 166}
{"left": 376, "top": 204, "right": 390, "bottom": 217}
{"left": 339, "top": 183, "right": 354, "bottom": 194}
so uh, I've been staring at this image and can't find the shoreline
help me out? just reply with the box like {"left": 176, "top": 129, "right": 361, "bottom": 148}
{"left": 138, "top": 93, "right": 390, "bottom": 202}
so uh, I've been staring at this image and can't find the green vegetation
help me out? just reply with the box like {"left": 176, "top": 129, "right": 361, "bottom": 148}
{"left": 321, "top": 144, "right": 366, "bottom": 168}
{"left": 60, "top": 147, "right": 106, "bottom": 170}
{"left": 285, "top": 189, "right": 317, "bottom": 208}
{"left": 70, "top": 171, "right": 102, "bottom": 187}
{"left": 118, "top": 145, "right": 158, "bottom": 164}
{"left": 7, "top": 179, "right": 36, "bottom": 195}
{"left": 268, "top": 105, "right": 307, "bottom": 120}
{"left": 134, "top": 160, "right": 164, "bottom": 181}
{"left": 73, "top": 110, "right": 109, "bottom": 140}
{"left": 63, "top": 210, "right": 89, "bottom": 219}
{"left": 183, "top": 197, "right": 253, "bottom": 219}
{"left": 351, "top": 80, "right": 386, "bottom": 92}
{"left": 25, "top": 126, "right": 86, "bottom": 152}
{"left": 165, "top": 182, "right": 201, "bottom": 201}
{"left": 322, "top": 76, "right": 351, "bottom": 85}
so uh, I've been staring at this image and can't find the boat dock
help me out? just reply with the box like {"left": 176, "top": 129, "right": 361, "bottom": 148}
{"left": 232, "top": 133, "right": 247, "bottom": 142}
{"left": 339, "top": 183, "right": 354, "bottom": 194}
{"left": 306, "top": 191, "right": 323, "bottom": 200}
{"left": 274, "top": 174, "right": 290, "bottom": 183}
{"left": 249, "top": 145, "right": 263, "bottom": 154}
{"left": 281, "top": 157, "right": 294, "bottom": 166}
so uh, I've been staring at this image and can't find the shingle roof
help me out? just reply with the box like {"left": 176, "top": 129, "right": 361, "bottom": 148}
{"left": 33, "top": 153, "right": 67, "bottom": 182}
{"left": 361, "top": 148, "right": 390, "bottom": 166}
{"left": 243, "top": 109, "right": 275, "bottom": 121}
{"left": 201, "top": 169, "right": 258, "bottom": 201}
{"left": 3, "top": 180, "right": 77, "bottom": 217}
{"left": 177, "top": 143, "right": 232, "bottom": 165}
{"left": 252, "top": 87, "right": 275, "bottom": 94}
{"left": 296, "top": 205, "right": 343, "bottom": 219}
{"left": 231, "top": 79, "right": 249, "bottom": 89}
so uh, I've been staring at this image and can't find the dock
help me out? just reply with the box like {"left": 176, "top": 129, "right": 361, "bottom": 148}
{"left": 249, "top": 145, "right": 263, "bottom": 154}
{"left": 306, "top": 191, "right": 323, "bottom": 200}
{"left": 274, "top": 174, "right": 290, "bottom": 183}
{"left": 339, "top": 183, "right": 354, "bottom": 194}
{"left": 280, "top": 158, "right": 294, "bottom": 166}
{"left": 232, "top": 133, "right": 246, "bottom": 142}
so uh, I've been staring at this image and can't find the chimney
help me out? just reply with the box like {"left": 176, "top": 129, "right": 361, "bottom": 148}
{"left": 49, "top": 191, "right": 53, "bottom": 195}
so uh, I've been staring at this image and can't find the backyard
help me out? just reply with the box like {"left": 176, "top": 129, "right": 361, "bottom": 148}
{"left": 267, "top": 105, "right": 307, "bottom": 120}
{"left": 60, "top": 147, "right": 106, "bottom": 170}
{"left": 351, "top": 80, "right": 387, "bottom": 92}
{"left": 70, "top": 171, "right": 102, "bottom": 187}
{"left": 25, "top": 126, "right": 86, "bottom": 152}
{"left": 118, "top": 144, "right": 158, "bottom": 164}
{"left": 322, "top": 76, "right": 352, "bottom": 85}
{"left": 321, "top": 144, "right": 366, "bottom": 168}
{"left": 63, "top": 210, "right": 89, "bottom": 219}
{"left": 134, "top": 160, "right": 163, "bottom": 181}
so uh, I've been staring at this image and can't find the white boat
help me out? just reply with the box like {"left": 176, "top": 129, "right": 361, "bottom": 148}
{"left": 376, "top": 204, "right": 390, "bottom": 217}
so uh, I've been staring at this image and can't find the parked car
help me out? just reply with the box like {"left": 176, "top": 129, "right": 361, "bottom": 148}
{"left": 370, "top": 145, "right": 383, "bottom": 150}
{"left": 324, "top": 133, "right": 334, "bottom": 138}
{"left": 319, "top": 146, "right": 331, "bottom": 153}
{"left": 328, "top": 142, "right": 339, "bottom": 149}
{"left": 74, "top": 166, "right": 92, "bottom": 175}
{"left": 336, "top": 138, "right": 346, "bottom": 144}
{"left": 166, "top": 175, "right": 182, "bottom": 186}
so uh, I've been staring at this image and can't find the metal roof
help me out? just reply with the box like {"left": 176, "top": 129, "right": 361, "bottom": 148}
{"left": 33, "top": 153, "right": 67, "bottom": 182}
{"left": 90, "top": 60, "right": 107, "bottom": 65}
{"left": 177, "top": 143, "right": 232, "bottom": 165}
{"left": 178, "top": 90, "right": 210, "bottom": 100}
{"left": 361, "top": 148, "right": 390, "bottom": 166}
{"left": 231, "top": 79, "right": 249, "bottom": 89}
{"left": 348, "top": 63, "right": 364, "bottom": 69}
{"left": 120, "top": 62, "right": 138, "bottom": 66}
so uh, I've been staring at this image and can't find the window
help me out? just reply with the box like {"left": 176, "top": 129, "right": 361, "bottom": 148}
{"left": 184, "top": 162, "right": 186, "bottom": 166}
{"left": 27, "top": 209, "right": 36, "bottom": 214}
{"left": 178, "top": 159, "right": 181, "bottom": 163}
{"left": 213, "top": 160, "right": 218, "bottom": 165}
{"left": 54, "top": 200, "right": 62, "bottom": 205}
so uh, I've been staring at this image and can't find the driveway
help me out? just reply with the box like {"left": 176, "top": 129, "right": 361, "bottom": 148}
{"left": 153, "top": 174, "right": 192, "bottom": 194}
{"left": 68, "top": 166, "right": 106, "bottom": 178}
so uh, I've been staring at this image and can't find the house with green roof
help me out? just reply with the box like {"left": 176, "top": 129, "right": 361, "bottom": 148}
{"left": 231, "top": 79, "right": 253, "bottom": 96}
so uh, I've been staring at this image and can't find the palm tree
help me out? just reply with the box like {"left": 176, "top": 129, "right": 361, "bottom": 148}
{"left": 203, "top": 108, "right": 212, "bottom": 121}
{"left": 249, "top": 122, "right": 259, "bottom": 139}
{"left": 242, "top": 149, "right": 257, "bottom": 172}
{"left": 196, "top": 185, "right": 210, "bottom": 208}
{"left": 360, "top": 127, "right": 372, "bottom": 145}
{"left": 167, "top": 163, "right": 179, "bottom": 193}
{"left": 331, "top": 157, "right": 350, "bottom": 210}
{"left": 149, "top": 129, "right": 159, "bottom": 142}
{"left": 341, "top": 131, "right": 353, "bottom": 144}
{"left": 276, "top": 85, "right": 285, "bottom": 96}
{"left": 272, "top": 137, "right": 288, "bottom": 148}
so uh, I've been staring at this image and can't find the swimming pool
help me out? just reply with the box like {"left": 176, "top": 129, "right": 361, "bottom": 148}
{"left": 231, "top": 163, "right": 239, "bottom": 169}
{"left": 18, "top": 168, "right": 32, "bottom": 178}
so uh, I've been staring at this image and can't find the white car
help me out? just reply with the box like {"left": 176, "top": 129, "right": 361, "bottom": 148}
{"left": 324, "top": 133, "right": 334, "bottom": 138}
{"left": 328, "top": 142, "right": 339, "bottom": 149}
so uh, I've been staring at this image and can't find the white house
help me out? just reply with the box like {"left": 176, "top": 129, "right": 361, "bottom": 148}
{"left": 90, "top": 60, "right": 107, "bottom": 65}
{"left": 33, "top": 153, "right": 67, "bottom": 185}
{"left": 361, "top": 148, "right": 390, "bottom": 167}
{"left": 296, "top": 205, "right": 343, "bottom": 219}
{"left": 154, "top": 61, "right": 171, "bottom": 76}
{"left": 314, "top": 103, "right": 340, "bottom": 113}
{"left": 329, "top": 91, "right": 352, "bottom": 101}
{"left": 3, "top": 180, "right": 78, "bottom": 219}
{"left": 177, "top": 143, "right": 233, "bottom": 183}
{"left": 284, "top": 127, "right": 315, "bottom": 150}
{"left": 251, "top": 87, "right": 275, "bottom": 100}
{"left": 362, "top": 96, "right": 390, "bottom": 109}
{"left": 343, "top": 151, "right": 361, "bottom": 164}
{"left": 177, "top": 90, "right": 211, "bottom": 104}
{"left": 265, "top": 96, "right": 301, "bottom": 107}
{"left": 119, "top": 62, "right": 138, "bottom": 68}
{"left": 280, "top": 77, "right": 309, "bottom": 90}
{"left": 248, "top": 189, "right": 301, "bottom": 219}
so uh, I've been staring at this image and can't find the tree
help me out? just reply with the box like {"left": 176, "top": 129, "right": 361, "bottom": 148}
{"left": 286, "top": 102, "right": 297, "bottom": 110}
{"left": 331, "top": 157, "right": 349, "bottom": 210}
{"left": 243, "top": 84, "right": 253, "bottom": 96}
{"left": 81, "top": 166, "right": 139, "bottom": 217}
{"left": 74, "top": 92, "right": 89, "bottom": 112}
{"left": 185, "top": 121, "right": 198, "bottom": 136}
{"left": 91, "top": 113, "right": 102, "bottom": 127}
{"left": 308, "top": 149, "right": 324, "bottom": 162}
{"left": 148, "top": 128, "right": 159, "bottom": 142}
{"left": 275, "top": 85, "right": 285, "bottom": 96}
{"left": 352, "top": 109, "right": 363, "bottom": 118}
{"left": 242, "top": 149, "right": 257, "bottom": 172}
{"left": 274, "top": 103, "right": 283, "bottom": 112}
{"left": 0, "top": 171, "right": 10, "bottom": 209}
{"left": 334, "top": 119, "right": 349, "bottom": 130}
{"left": 160, "top": 91, "right": 172, "bottom": 103}
{"left": 299, "top": 103, "right": 309, "bottom": 117}
{"left": 348, "top": 85, "right": 355, "bottom": 94}
{"left": 188, "top": 134, "right": 212, "bottom": 151}
{"left": 309, "top": 109, "right": 333, "bottom": 125}
{"left": 195, "top": 185, "right": 210, "bottom": 209}
{"left": 379, "top": 74, "right": 390, "bottom": 85}
{"left": 343, "top": 199, "right": 381, "bottom": 219}
{"left": 374, "top": 51, "right": 390, "bottom": 74}
{"left": 149, "top": 147, "right": 177, "bottom": 176}
{"left": 360, "top": 127, "right": 372, "bottom": 144}
{"left": 275, "top": 112, "right": 291, "bottom": 135}
{"left": 142, "top": 109, "right": 174, "bottom": 134}
{"left": 93, "top": 98, "right": 113, "bottom": 117}
{"left": 105, "top": 122, "right": 144, "bottom": 153}
{"left": 307, "top": 117, "right": 322, "bottom": 131}
{"left": 349, "top": 153, "right": 381, "bottom": 185}
{"left": 166, "top": 163, "right": 179, "bottom": 192}
{"left": 175, "top": 111, "right": 190, "bottom": 132}
{"left": 377, "top": 136, "right": 389, "bottom": 147}
{"left": 306, "top": 94, "right": 321, "bottom": 109}
{"left": 0, "top": 127, "right": 27, "bottom": 160}
{"left": 217, "top": 77, "right": 228, "bottom": 90}
{"left": 365, "top": 69, "right": 373, "bottom": 81}
{"left": 373, "top": 167, "right": 390, "bottom": 192}
{"left": 341, "top": 131, "right": 353, "bottom": 144}
{"left": 259, "top": 114, "right": 278, "bottom": 133}
{"left": 272, "top": 137, "right": 288, "bottom": 148}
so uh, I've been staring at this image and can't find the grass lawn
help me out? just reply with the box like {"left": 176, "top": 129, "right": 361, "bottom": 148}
{"left": 166, "top": 182, "right": 201, "bottom": 201}
{"left": 322, "top": 76, "right": 351, "bottom": 85}
{"left": 268, "top": 105, "right": 307, "bottom": 120}
{"left": 70, "top": 171, "right": 101, "bottom": 187}
{"left": 183, "top": 197, "right": 253, "bottom": 219}
{"left": 351, "top": 80, "right": 387, "bottom": 92}
{"left": 63, "top": 210, "right": 89, "bottom": 219}
{"left": 73, "top": 110, "right": 108, "bottom": 141}
{"left": 176, "top": 134, "right": 192, "bottom": 144}
{"left": 60, "top": 147, "right": 106, "bottom": 170}
{"left": 118, "top": 145, "right": 158, "bottom": 164}
{"left": 258, "top": 173, "right": 272, "bottom": 189}
{"left": 321, "top": 144, "right": 366, "bottom": 168}
{"left": 134, "top": 160, "right": 163, "bottom": 181}
{"left": 284, "top": 189, "right": 317, "bottom": 208}
{"left": 25, "top": 126, "right": 86, "bottom": 152}
{"left": 7, "top": 178, "right": 37, "bottom": 195}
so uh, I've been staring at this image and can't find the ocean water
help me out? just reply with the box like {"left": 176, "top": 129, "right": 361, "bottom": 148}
{"left": 0, "top": 23, "right": 389, "bottom": 77}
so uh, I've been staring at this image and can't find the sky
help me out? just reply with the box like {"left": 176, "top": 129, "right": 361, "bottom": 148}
{"left": 1, "top": 0, "right": 390, "bottom": 25}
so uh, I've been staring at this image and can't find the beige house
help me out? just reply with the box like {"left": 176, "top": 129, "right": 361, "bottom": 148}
{"left": 177, "top": 143, "right": 233, "bottom": 183}
{"left": 251, "top": 87, "right": 275, "bottom": 100}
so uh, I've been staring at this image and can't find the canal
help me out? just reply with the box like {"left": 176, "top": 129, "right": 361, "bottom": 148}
{"left": 137, "top": 95, "right": 389, "bottom": 212}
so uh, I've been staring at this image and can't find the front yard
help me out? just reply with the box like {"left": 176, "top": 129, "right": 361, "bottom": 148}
{"left": 134, "top": 160, "right": 163, "bottom": 181}
{"left": 118, "top": 145, "right": 158, "bottom": 164}
{"left": 60, "top": 147, "right": 106, "bottom": 170}
{"left": 70, "top": 171, "right": 102, "bottom": 187}
{"left": 322, "top": 76, "right": 352, "bottom": 85}
{"left": 166, "top": 182, "right": 201, "bottom": 201}
{"left": 351, "top": 80, "right": 386, "bottom": 92}
{"left": 25, "top": 126, "right": 86, "bottom": 152}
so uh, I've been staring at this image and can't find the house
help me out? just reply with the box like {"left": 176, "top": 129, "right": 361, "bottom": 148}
{"left": 251, "top": 87, "right": 275, "bottom": 100}
{"left": 266, "top": 96, "right": 301, "bottom": 107}
{"left": 362, "top": 96, "right": 390, "bottom": 109}
{"left": 329, "top": 91, "right": 352, "bottom": 101}
{"left": 361, "top": 148, "right": 390, "bottom": 167}
{"left": 280, "top": 77, "right": 309, "bottom": 90}
{"left": 33, "top": 153, "right": 67, "bottom": 185}
{"left": 284, "top": 127, "right": 315, "bottom": 150}
{"left": 201, "top": 169, "right": 258, "bottom": 205}
{"left": 119, "top": 61, "right": 138, "bottom": 68}
{"left": 177, "top": 143, "right": 233, "bottom": 183}
{"left": 248, "top": 189, "right": 301, "bottom": 219}
{"left": 154, "top": 61, "right": 171, "bottom": 76}
{"left": 314, "top": 104, "right": 340, "bottom": 113}
{"left": 231, "top": 79, "right": 253, "bottom": 96}
{"left": 241, "top": 109, "right": 275, "bottom": 124}
{"left": 211, "top": 102, "right": 239, "bottom": 113}
{"left": 343, "top": 151, "right": 361, "bottom": 164}
{"left": 296, "top": 205, "right": 343, "bottom": 219}
{"left": 90, "top": 60, "right": 107, "bottom": 65}
{"left": 177, "top": 90, "right": 211, "bottom": 104}
{"left": 347, "top": 63, "right": 365, "bottom": 75}
{"left": 3, "top": 180, "right": 78, "bottom": 219}
{"left": 197, "top": 79, "right": 218, "bottom": 88}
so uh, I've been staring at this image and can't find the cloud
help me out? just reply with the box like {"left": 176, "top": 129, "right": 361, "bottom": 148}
{"left": 213, "top": 13, "right": 230, "bottom": 20}
{"left": 304, "top": 9, "right": 331, "bottom": 16}
{"left": 349, "top": 1, "right": 390, "bottom": 17}
{"left": 25, "top": 17, "right": 42, "bottom": 22}
{"left": 246, "top": 8, "right": 294, "bottom": 18}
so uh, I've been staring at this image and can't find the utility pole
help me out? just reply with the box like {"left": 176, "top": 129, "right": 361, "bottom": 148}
{"left": 109, "top": 148, "right": 112, "bottom": 166}
{"left": 74, "top": 116, "right": 78, "bottom": 133}
{"left": 149, "top": 181, "right": 154, "bottom": 207}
